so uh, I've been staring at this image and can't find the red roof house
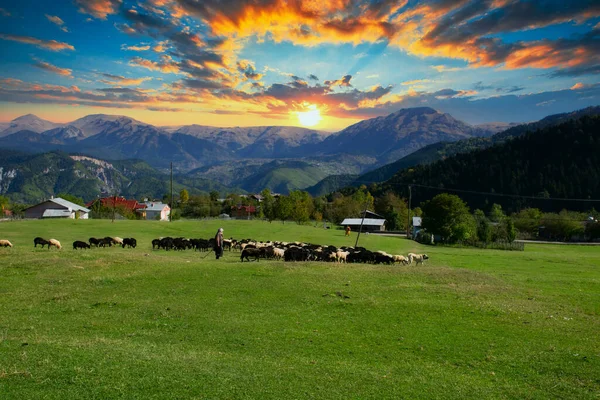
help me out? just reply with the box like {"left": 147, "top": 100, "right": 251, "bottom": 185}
{"left": 231, "top": 205, "right": 257, "bottom": 219}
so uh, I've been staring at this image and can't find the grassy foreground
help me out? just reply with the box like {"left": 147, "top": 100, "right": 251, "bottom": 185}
{"left": 0, "top": 219, "right": 599, "bottom": 399}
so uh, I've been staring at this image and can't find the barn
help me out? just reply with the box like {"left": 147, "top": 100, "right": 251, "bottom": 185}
{"left": 24, "top": 197, "right": 90, "bottom": 219}
{"left": 340, "top": 218, "right": 386, "bottom": 233}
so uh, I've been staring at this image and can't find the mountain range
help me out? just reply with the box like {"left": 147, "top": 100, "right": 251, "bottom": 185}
{"left": 0, "top": 108, "right": 498, "bottom": 170}
{"left": 1, "top": 106, "right": 598, "bottom": 201}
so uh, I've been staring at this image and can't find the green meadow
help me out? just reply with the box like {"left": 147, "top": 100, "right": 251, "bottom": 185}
{"left": 0, "top": 219, "right": 599, "bottom": 399}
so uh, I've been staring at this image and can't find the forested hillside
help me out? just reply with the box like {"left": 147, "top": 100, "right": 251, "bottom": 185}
{"left": 372, "top": 115, "right": 600, "bottom": 212}
{"left": 359, "top": 106, "right": 600, "bottom": 185}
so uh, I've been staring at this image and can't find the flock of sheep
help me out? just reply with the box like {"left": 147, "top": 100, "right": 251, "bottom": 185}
{"left": 28, "top": 236, "right": 137, "bottom": 250}
{"left": 235, "top": 239, "right": 429, "bottom": 265}
{"left": 0, "top": 236, "right": 429, "bottom": 266}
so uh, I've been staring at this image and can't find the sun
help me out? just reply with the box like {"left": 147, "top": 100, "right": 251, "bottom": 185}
{"left": 296, "top": 104, "right": 322, "bottom": 127}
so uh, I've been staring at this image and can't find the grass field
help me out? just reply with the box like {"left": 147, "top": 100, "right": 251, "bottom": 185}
{"left": 0, "top": 219, "right": 599, "bottom": 399}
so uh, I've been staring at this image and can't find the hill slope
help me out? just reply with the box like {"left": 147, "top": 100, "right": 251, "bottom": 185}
{"left": 356, "top": 105, "right": 600, "bottom": 186}
{"left": 377, "top": 115, "right": 600, "bottom": 212}
{"left": 0, "top": 151, "right": 234, "bottom": 203}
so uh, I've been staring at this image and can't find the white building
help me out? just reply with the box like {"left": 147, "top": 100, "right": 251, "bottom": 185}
{"left": 340, "top": 218, "right": 386, "bottom": 232}
{"left": 144, "top": 201, "right": 171, "bottom": 221}
{"left": 24, "top": 197, "right": 90, "bottom": 219}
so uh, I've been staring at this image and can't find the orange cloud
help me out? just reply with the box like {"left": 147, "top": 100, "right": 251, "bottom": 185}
{"left": 33, "top": 60, "right": 73, "bottom": 77}
{"left": 122, "top": 44, "right": 151, "bottom": 51}
{"left": 130, "top": 55, "right": 180, "bottom": 74}
{"left": 45, "top": 14, "right": 68, "bottom": 32}
{"left": 75, "top": 0, "right": 121, "bottom": 20}
{"left": 100, "top": 73, "right": 152, "bottom": 86}
{"left": 0, "top": 34, "right": 75, "bottom": 51}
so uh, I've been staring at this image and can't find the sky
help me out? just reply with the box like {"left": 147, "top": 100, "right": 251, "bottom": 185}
{"left": 0, "top": 0, "right": 599, "bottom": 131}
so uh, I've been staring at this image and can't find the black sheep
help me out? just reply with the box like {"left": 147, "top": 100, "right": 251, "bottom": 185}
{"left": 34, "top": 237, "right": 49, "bottom": 248}
{"left": 98, "top": 238, "right": 113, "bottom": 247}
{"left": 122, "top": 238, "right": 137, "bottom": 248}
{"left": 241, "top": 247, "right": 261, "bottom": 262}
{"left": 89, "top": 237, "right": 101, "bottom": 247}
{"left": 73, "top": 241, "right": 91, "bottom": 250}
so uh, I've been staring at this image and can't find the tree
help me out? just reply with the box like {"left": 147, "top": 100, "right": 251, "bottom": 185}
{"left": 261, "top": 189, "right": 276, "bottom": 222}
{"left": 512, "top": 208, "right": 542, "bottom": 237}
{"left": 274, "top": 195, "right": 293, "bottom": 223}
{"left": 209, "top": 190, "right": 219, "bottom": 202}
{"left": 289, "top": 190, "right": 313, "bottom": 224}
{"left": 179, "top": 189, "right": 190, "bottom": 204}
{"left": 422, "top": 193, "right": 475, "bottom": 243}
{"left": 488, "top": 203, "right": 506, "bottom": 223}
{"left": 375, "top": 192, "right": 408, "bottom": 231}
{"left": 352, "top": 185, "right": 375, "bottom": 211}
{"left": 506, "top": 218, "right": 517, "bottom": 242}
{"left": 0, "top": 195, "right": 9, "bottom": 213}
{"left": 474, "top": 209, "right": 492, "bottom": 243}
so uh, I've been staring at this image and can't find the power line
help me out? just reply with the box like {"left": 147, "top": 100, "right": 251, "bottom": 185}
{"left": 349, "top": 180, "right": 600, "bottom": 203}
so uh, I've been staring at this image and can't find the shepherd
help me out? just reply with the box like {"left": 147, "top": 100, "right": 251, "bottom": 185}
{"left": 345, "top": 225, "right": 351, "bottom": 236}
{"left": 214, "top": 227, "right": 224, "bottom": 259}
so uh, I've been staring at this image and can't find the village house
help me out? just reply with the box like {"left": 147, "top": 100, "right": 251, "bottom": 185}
{"left": 24, "top": 197, "right": 90, "bottom": 219}
{"left": 86, "top": 196, "right": 147, "bottom": 218}
{"left": 231, "top": 205, "right": 257, "bottom": 219}
{"left": 143, "top": 201, "right": 171, "bottom": 221}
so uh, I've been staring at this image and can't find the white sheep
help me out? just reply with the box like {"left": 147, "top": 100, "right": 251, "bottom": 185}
{"left": 393, "top": 255, "right": 409, "bottom": 265}
{"left": 48, "top": 239, "right": 62, "bottom": 250}
{"left": 336, "top": 250, "right": 350, "bottom": 263}
{"left": 112, "top": 237, "right": 124, "bottom": 245}
{"left": 273, "top": 248, "right": 285, "bottom": 260}
{"left": 0, "top": 239, "right": 13, "bottom": 248}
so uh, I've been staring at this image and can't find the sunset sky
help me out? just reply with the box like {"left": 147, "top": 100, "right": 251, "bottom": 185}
{"left": 0, "top": 0, "right": 599, "bottom": 130}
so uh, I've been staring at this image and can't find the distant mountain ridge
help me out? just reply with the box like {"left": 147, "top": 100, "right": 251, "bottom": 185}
{"left": 317, "top": 107, "right": 495, "bottom": 165}
{"left": 0, "top": 114, "right": 60, "bottom": 137}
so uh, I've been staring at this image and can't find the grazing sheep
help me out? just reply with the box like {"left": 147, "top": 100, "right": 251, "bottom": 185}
{"left": 272, "top": 247, "right": 285, "bottom": 260}
{"left": 112, "top": 237, "right": 124, "bottom": 245}
{"left": 0, "top": 239, "right": 13, "bottom": 248}
{"left": 152, "top": 239, "right": 161, "bottom": 249}
{"left": 89, "top": 237, "right": 101, "bottom": 247}
{"left": 336, "top": 250, "right": 350, "bottom": 263}
{"left": 393, "top": 255, "right": 409, "bottom": 265}
{"left": 122, "top": 238, "right": 137, "bottom": 248}
{"left": 48, "top": 239, "right": 61, "bottom": 250}
{"left": 34, "top": 237, "right": 50, "bottom": 248}
{"left": 73, "top": 241, "right": 90, "bottom": 250}
{"left": 241, "top": 247, "right": 261, "bottom": 262}
{"left": 98, "top": 238, "right": 113, "bottom": 248}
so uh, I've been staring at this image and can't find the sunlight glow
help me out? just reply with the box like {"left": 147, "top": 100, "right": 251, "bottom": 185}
{"left": 295, "top": 104, "right": 322, "bottom": 127}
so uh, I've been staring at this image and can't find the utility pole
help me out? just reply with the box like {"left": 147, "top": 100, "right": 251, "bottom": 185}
{"left": 407, "top": 185, "right": 412, "bottom": 239}
{"left": 354, "top": 200, "right": 370, "bottom": 248}
{"left": 170, "top": 161, "right": 173, "bottom": 222}
{"left": 112, "top": 193, "right": 116, "bottom": 223}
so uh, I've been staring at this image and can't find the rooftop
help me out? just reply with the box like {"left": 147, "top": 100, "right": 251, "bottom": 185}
{"left": 341, "top": 218, "right": 386, "bottom": 226}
